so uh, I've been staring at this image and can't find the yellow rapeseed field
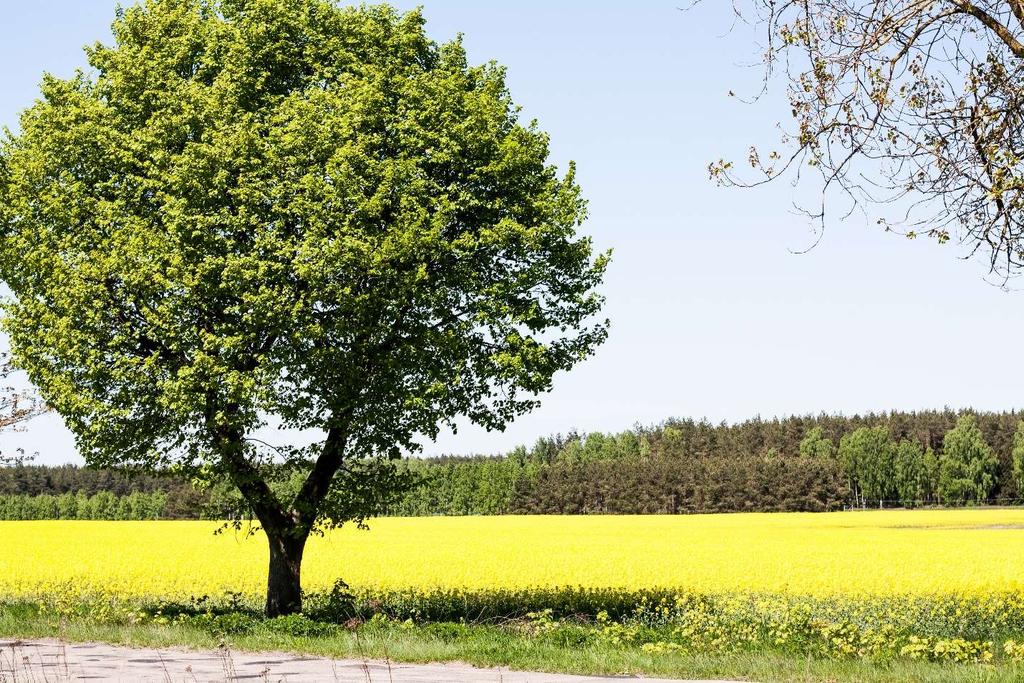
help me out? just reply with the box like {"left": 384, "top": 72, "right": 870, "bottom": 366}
{"left": 3, "top": 509, "right": 1024, "bottom": 601}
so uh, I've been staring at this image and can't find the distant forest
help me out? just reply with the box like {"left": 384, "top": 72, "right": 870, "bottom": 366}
{"left": 2, "top": 408, "right": 1023, "bottom": 519}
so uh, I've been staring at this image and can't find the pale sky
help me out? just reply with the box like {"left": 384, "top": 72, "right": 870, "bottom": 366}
{"left": 2, "top": 1, "right": 1021, "bottom": 465}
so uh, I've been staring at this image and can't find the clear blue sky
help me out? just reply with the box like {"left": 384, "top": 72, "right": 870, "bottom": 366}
{"left": 2, "top": 1, "right": 1021, "bottom": 465}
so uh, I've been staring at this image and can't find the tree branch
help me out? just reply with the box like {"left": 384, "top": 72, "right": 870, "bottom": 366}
{"left": 1008, "top": 0, "right": 1024, "bottom": 30}
{"left": 206, "top": 395, "right": 290, "bottom": 532}
{"left": 947, "top": 0, "right": 1024, "bottom": 57}
{"left": 291, "top": 425, "right": 349, "bottom": 528}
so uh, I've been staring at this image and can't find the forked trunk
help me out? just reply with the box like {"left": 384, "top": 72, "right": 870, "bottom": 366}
{"left": 211, "top": 412, "right": 347, "bottom": 618}
{"left": 266, "top": 528, "right": 307, "bottom": 617}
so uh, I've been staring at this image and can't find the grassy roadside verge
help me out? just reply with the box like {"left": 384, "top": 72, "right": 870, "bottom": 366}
{"left": 1, "top": 603, "right": 1023, "bottom": 683}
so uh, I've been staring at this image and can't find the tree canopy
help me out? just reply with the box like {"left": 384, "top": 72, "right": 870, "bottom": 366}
{"left": 839, "top": 426, "right": 894, "bottom": 503}
{"left": 0, "top": 0, "right": 608, "bottom": 614}
{"left": 799, "top": 426, "right": 836, "bottom": 459}
{"left": 938, "top": 414, "right": 999, "bottom": 504}
{"left": 1012, "top": 421, "right": 1024, "bottom": 494}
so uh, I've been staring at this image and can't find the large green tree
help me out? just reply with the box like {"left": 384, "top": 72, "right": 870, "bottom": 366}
{"left": 838, "top": 426, "right": 894, "bottom": 505}
{"left": 0, "top": 0, "right": 608, "bottom": 615}
{"left": 938, "top": 415, "right": 998, "bottom": 504}
{"left": 892, "top": 439, "right": 927, "bottom": 508}
{"left": 1012, "top": 421, "right": 1024, "bottom": 496}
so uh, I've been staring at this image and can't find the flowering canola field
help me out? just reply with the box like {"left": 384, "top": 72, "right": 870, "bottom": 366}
{"left": 2, "top": 509, "right": 1024, "bottom": 601}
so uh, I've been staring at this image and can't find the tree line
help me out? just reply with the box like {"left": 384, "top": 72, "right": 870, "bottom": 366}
{"left": 393, "top": 411, "right": 1024, "bottom": 514}
{"left": 2, "top": 409, "right": 1023, "bottom": 518}
{"left": 0, "top": 491, "right": 169, "bottom": 520}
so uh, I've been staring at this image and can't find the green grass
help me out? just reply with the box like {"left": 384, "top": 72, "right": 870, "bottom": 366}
{"left": 1, "top": 604, "right": 1023, "bottom": 682}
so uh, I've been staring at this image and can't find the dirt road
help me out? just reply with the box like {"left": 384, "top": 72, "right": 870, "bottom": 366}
{"left": 0, "top": 639, "right": 745, "bottom": 682}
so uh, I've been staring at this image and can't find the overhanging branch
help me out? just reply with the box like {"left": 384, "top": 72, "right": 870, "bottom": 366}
{"left": 947, "top": 0, "right": 1024, "bottom": 57}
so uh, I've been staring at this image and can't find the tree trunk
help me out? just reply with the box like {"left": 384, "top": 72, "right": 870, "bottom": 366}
{"left": 265, "top": 527, "right": 308, "bottom": 617}
{"left": 208, "top": 403, "right": 348, "bottom": 617}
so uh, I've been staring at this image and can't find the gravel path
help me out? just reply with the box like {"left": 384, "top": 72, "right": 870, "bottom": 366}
{"left": 0, "top": 639, "right": 743, "bottom": 682}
